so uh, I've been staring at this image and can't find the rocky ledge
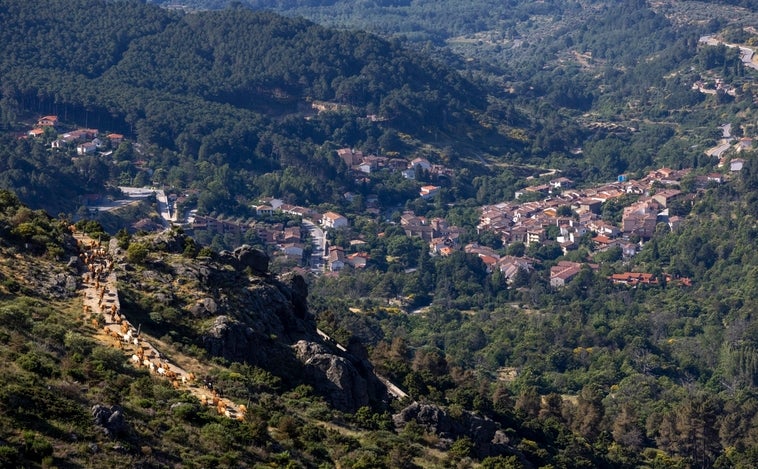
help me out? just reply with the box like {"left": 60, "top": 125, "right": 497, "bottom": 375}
{"left": 120, "top": 231, "right": 390, "bottom": 412}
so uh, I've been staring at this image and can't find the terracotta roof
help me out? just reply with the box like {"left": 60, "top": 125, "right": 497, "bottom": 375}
{"left": 609, "top": 272, "right": 656, "bottom": 285}
{"left": 323, "top": 211, "right": 346, "bottom": 220}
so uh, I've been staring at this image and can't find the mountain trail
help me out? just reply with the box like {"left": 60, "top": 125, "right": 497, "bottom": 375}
{"left": 71, "top": 228, "right": 247, "bottom": 420}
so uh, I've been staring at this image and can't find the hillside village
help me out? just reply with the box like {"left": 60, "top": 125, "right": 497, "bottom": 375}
{"left": 23, "top": 116, "right": 750, "bottom": 290}
{"left": 189, "top": 148, "right": 744, "bottom": 290}
{"left": 27, "top": 115, "right": 124, "bottom": 156}
{"left": 4, "top": 2, "right": 758, "bottom": 467}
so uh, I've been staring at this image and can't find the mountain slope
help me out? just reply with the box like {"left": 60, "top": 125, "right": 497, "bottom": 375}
{"left": 0, "top": 191, "right": 535, "bottom": 467}
{"left": 0, "top": 0, "right": 514, "bottom": 211}
{"left": 0, "top": 194, "right": 383, "bottom": 466}
{"left": 0, "top": 0, "right": 491, "bottom": 141}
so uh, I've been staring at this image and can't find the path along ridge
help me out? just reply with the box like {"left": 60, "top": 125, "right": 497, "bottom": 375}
{"left": 72, "top": 228, "right": 247, "bottom": 420}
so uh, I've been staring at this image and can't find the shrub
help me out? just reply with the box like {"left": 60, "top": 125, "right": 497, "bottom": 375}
{"left": 21, "top": 431, "right": 53, "bottom": 460}
{"left": 64, "top": 331, "right": 94, "bottom": 355}
{"left": 91, "top": 346, "right": 125, "bottom": 373}
{"left": 16, "top": 351, "right": 55, "bottom": 377}
{"left": 126, "top": 242, "right": 149, "bottom": 264}
{"left": 0, "top": 303, "right": 32, "bottom": 330}
{"left": 0, "top": 445, "right": 19, "bottom": 466}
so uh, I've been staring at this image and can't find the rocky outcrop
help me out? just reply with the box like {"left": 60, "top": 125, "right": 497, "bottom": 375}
{"left": 201, "top": 314, "right": 309, "bottom": 384}
{"left": 235, "top": 244, "right": 269, "bottom": 275}
{"left": 19, "top": 256, "right": 80, "bottom": 299}
{"left": 203, "top": 315, "right": 257, "bottom": 363}
{"left": 218, "top": 244, "right": 269, "bottom": 275}
{"left": 46, "top": 272, "right": 79, "bottom": 297}
{"left": 293, "top": 340, "right": 370, "bottom": 412}
{"left": 198, "top": 274, "right": 389, "bottom": 413}
{"left": 149, "top": 229, "right": 190, "bottom": 254}
{"left": 393, "top": 402, "right": 512, "bottom": 459}
{"left": 92, "top": 405, "right": 129, "bottom": 439}
{"left": 112, "top": 231, "right": 388, "bottom": 414}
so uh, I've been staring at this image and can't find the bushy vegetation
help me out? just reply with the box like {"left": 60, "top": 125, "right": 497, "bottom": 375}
{"left": 0, "top": 0, "right": 511, "bottom": 216}
{"left": 0, "top": 199, "right": 478, "bottom": 468}
{"left": 1, "top": 0, "right": 758, "bottom": 466}
{"left": 311, "top": 166, "right": 758, "bottom": 468}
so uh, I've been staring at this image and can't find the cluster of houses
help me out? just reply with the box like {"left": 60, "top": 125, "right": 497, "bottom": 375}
{"left": 25, "top": 115, "right": 748, "bottom": 287}
{"left": 26, "top": 115, "right": 124, "bottom": 156}
{"left": 400, "top": 212, "right": 464, "bottom": 255}
{"left": 27, "top": 115, "right": 59, "bottom": 136}
{"left": 471, "top": 166, "right": 736, "bottom": 287}
{"left": 189, "top": 160, "right": 741, "bottom": 284}
{"left": 192, "top": 198, "right": 320, "bottom": 261}
{"left": 478, "top": 168, "right": 697, "bottom": 251}
{"left": 325, "top": 245, "right": 369, "bottom": 272}
{"left": 190, "top": 198, "right": 369, "bottom": 272}
{"left": 337, "top": 148, "right": 449, "bottom": 198}
{"left": 464, "top": 243, "right": 536, "bottom": 284}
{"left": 191, "top": 213, "right": 310, "bottom": 263}
{"left": 608, "top": 272, "right": 691, "bottom": 287}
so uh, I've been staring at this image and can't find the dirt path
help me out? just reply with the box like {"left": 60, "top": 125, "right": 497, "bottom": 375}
{"left": 72, "top": 229, "right": 246, "bottom": 420}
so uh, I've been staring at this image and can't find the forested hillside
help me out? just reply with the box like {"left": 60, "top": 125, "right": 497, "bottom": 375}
{"left": 0, "top": 0, "right": 508, "bottom": 212}
{"left": 307, "top": 162, "right": 758, "bottom": 468}
{"left": 146, "top": 0, "right": 758, "bottom": 183}
{"left": 1, "top": 0, "right": 758, "bottom": 467}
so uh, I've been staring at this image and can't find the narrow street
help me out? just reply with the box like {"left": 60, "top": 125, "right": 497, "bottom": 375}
{"left": 302, "top": 218, "right": 326, "bottom": 273}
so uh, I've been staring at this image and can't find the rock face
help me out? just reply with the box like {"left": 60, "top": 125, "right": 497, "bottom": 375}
{"left": 279, "top": 272, "right": 309, "bottom": 319}
{"left": 234, "top": 244, "right": 269, "bottom": 275}
{"left": 195, "top": 266, "right": 390, "bottom": 412}
{"left": 201, "top": 312, "right": 387, "bottom": 412}
{"left": 203, "top": 316, "right": 257, "bottom": 363}
{"left": 293, "top": 340, "right": 370, "bottom": 412}
{"left": 218, "top": 244, "right": 269, "bottom": 275}
{"left": 195, "top": 267, "right": 388, "bottom": 412}
{"left": 114, "top": 233, "right": 389, "bottom": 413}
{"left": 92, "top": 405, "right": 128, "bottom": 438}
{"left": 393, "top": 402, "right": 512, "bottom": 459}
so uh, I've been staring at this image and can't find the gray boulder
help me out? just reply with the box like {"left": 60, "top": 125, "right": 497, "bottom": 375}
{"left": 189, "top": 297, "right": 219, "bottom": 318}
{"left": 293, "top": 340, "right": 369, "bottom": 412}
{"left": 92, "top": 405, "right": 128, "bottom": 438}
{"left": 393, "top": 402, "right": 512, "bottom": 459}
{"left": 234, "top": 244, "right": 269, "bottom": 275}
